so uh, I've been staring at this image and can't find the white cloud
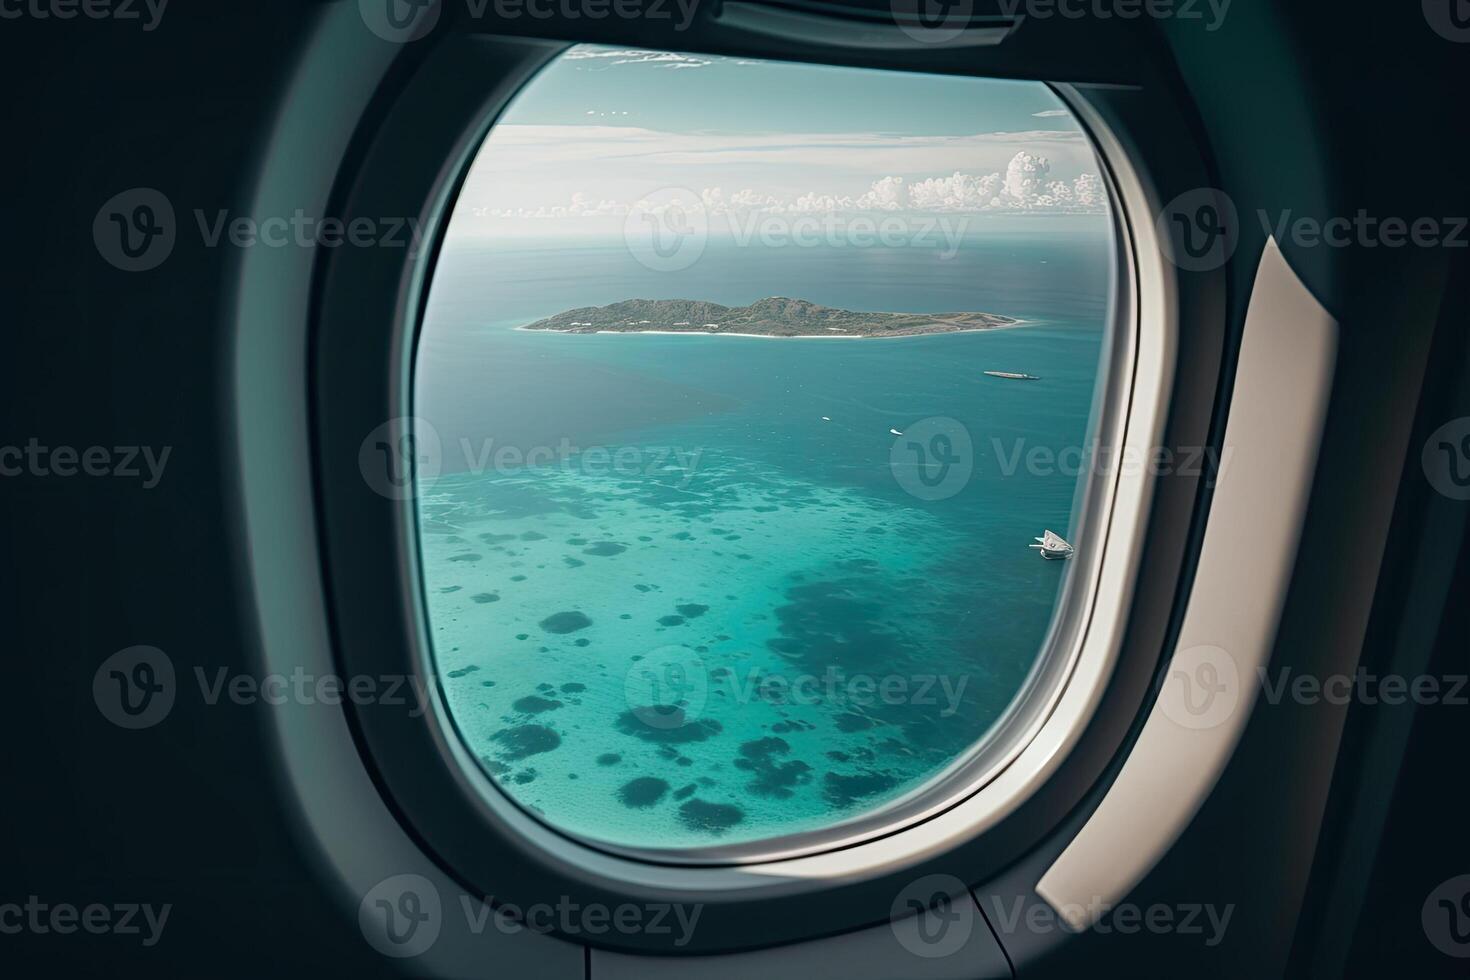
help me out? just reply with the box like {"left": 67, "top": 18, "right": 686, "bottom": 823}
{"left": 1032, "top": 109, "right": 1070, "bottom": 117}
{"left": 476, "top": 152, "right": 1106, "bottom": 221}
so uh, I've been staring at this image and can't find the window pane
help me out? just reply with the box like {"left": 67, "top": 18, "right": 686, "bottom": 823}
{"left": 414, "top": 47, "right": 1115, "bottom": 851}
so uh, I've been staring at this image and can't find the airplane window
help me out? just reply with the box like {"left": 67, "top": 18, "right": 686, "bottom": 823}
{"left": 413, "top": 46, "right": 1118, "bottom": 852}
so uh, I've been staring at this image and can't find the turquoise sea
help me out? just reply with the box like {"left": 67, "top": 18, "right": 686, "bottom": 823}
{"left": 415, "top": 224, "right": 1114, "bottom": 849}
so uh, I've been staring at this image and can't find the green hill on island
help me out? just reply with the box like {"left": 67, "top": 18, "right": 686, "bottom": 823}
{"left": 520, "top": 297, "right": 1019, "bottom": 338}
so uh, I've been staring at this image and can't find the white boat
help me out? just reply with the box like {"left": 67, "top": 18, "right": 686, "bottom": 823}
{"left": 1030, "top": 529, "right": 1074, "bottom": 560}
{"left": 984, "top": 370, "right": 1040, "bottom": 380}
{"left": 889, "top": 428, "right": 903, "bottom": 436}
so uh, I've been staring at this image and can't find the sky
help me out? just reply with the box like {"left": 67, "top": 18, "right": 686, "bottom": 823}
{"left": 448, "top": 46, "right": 1108, "bottom": 239}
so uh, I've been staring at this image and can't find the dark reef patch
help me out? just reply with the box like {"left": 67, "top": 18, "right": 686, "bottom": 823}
{"left": 733, "top": 737, "right": 812, "bottom": 799}
{"left": 540, "top": 611, "right": 591, "bottom": 634}
{"left": 492, "top": 724, "right": 560, "bottom": 760}
{"left": 446, "top": 665, "right": 480, "bottom": 679}
{"left": 677, "top": 799, "right": 744, "bottom": 834}
{"left": 471, "top": 592, "right": 500, "bottom": 604}
{"left": 512, "top": 695, "right": 562, "bottom": 715}
{"left": 616, "top": 708, "right": 723, "bottom": 743}
{"left": 584, "top": 542, "right": 626, "bottom": 557}
{"left": 823, "top": 771, "right": 898, "bottom": 808}
{"left": 675, "top": 604, "right": 709, "bottom": 619}
{"left": 618, "top": 777, "right": 670, "bottom": 808}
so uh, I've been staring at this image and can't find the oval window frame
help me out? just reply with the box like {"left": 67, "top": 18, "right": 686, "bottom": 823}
{"left": 235, "top": 12, "right": 1227, "bottom": 957}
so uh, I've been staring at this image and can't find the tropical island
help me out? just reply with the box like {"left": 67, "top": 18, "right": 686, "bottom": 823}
{"left": 519, "top": 297, "right": 1019, "bottom": 339}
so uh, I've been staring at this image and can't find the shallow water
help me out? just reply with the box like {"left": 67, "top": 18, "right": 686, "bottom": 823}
{"left": 415, "top": 231, "right": 1112, "bottom": 848}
